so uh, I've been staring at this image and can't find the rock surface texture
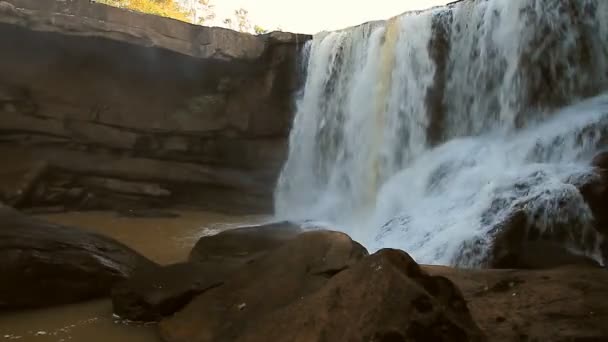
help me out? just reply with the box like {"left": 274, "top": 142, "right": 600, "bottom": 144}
{"left": 188, "top": 221, "right": 303, "bottom": 263}
{"left": 0, "top": 0, "right": 311, "bottom": 214}
{"left": 0, "top": 206, "right": 156, "bottom": 309}
{"left": 159, "top": 231, "right": 485, "bottom": 342}
{"left": 429, "top": 264, "right": 608, "bottom": 341}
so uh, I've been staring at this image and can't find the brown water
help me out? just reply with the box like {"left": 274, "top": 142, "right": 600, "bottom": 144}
{"left": 0, "top": 210, "right": 267, "bottom": 342}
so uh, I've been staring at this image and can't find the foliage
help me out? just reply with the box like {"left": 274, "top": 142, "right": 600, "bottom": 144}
{"left": 254, "top": 25, "right": 268, "bottom": 35}
{"left": 97, "top": 0, "right": 190, "bottom": 22}
{"left": 233, "top": 8, "right": 252, "bottom": 33}
{"left": 181, "top": 0, "right": 216, "bottom": 25}
{"left": 98, "top": 0, "right": 273, "bottom": 34}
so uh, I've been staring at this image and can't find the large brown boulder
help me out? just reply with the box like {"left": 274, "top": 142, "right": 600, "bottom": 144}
{"left": 160, "top": 230, "right": 368, "bottom": 342}
{"left": 0, "top": 206, "right": 156, "bottom": 309}
{"left": 429, "top": 264, "right": 608, "bottom": 341}
{"left": 188, "top": 221, "right": 303, "bottom": 264}
{"left": 235, "top": 249, "right": 485, "bottom": 342}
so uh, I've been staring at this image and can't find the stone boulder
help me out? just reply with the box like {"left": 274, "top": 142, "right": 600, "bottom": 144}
{"left": 489, "top": 211, "right": 601, "bottom": 269}
{"left": 112, "top": 261, "right": 242, "bottom": 322}
{"left": 456, "top": 206, "right": 602, "bottom": 269}
{"left": 160, "top": 230, "right": 368, "bottom": 342}
{"left": 189, "top": 221, "right": 303, "bottom": 264}
{"left": 0, "top": 206, "right": 156, "bottom": 309}
{"left": 429, "top": 264, "right": 608, "bottom": 341}
{"left": 492, "top": 239, "right": 601, "bottom": 269}
{"left": 235, "top": 249, "right": 485, "bottom": 342}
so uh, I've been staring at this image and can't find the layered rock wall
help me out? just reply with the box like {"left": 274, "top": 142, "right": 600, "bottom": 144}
{"left": 0, "top": 0, "right": 311, "bottom": 213}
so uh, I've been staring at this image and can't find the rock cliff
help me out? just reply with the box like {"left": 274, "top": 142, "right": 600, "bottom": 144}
{"left": 0, "top": 0, "right": 311, "bottom": 213}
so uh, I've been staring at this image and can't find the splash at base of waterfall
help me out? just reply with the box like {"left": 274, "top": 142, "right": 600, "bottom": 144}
{"left": 275, "top": 0, "right": 608, "bottom": 267}
{"left": 278, "top": 94, "right": 608, "bottom": 266}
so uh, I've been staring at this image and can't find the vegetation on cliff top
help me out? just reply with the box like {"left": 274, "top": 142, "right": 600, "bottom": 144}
{"left": 96, "top": 0, "right": 270, "bottom": 34}
{"left": 97, "top": 0, "right": 191, "bottom": 22}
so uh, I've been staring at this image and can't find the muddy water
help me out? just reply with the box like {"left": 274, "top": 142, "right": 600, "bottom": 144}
{"left": 0, "top": 210, "right": 267, "bottom": 342}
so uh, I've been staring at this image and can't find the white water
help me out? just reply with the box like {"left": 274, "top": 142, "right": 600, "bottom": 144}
{"left": 276, "top": 0, "right": 608, "bottom": 266}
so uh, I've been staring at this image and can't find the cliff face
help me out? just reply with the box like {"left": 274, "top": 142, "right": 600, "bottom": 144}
{"left": 0, "top": 0, "right": 311, "bottom": 213}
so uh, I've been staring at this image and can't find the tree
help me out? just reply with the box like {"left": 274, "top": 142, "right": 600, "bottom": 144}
{"left": 222, "top": 8, "right": 261, "bottom": 34}
{"left": 181, "top": 0, "right": 215, "bottom": 25}
{"left": 223, "top": 18, "right": 234, "bottom": 30}
{"left": 233, "top": 8, "right": 252, "bottom": 33}
{"left": 97, "top": 0, "right": 210, "bottom": 24}
{"left": 197, "top": 0, "right": 216, "bottom": 25}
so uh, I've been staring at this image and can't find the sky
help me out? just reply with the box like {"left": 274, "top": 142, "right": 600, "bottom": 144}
{"left": 206, "top": 0, "right": 452, "bottom": 34}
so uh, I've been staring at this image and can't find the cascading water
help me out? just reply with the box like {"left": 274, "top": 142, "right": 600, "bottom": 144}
{"left": 275, "top": 0, "right": 608, "bottom": 266}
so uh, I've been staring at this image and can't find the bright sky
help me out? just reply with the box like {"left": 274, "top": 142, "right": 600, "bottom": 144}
{"left": 209, "top": 0, "right": 452, "bottom": 34}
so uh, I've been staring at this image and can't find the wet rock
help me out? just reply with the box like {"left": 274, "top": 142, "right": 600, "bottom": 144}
{"left": 160, "top": 230, "right": 368, "bottom": 342}
{"left": 112, "top": 261, "right": 243, "bottom": 322}
{"left": 492, "top": 240, "right": 601, "bottom": 269}
{"left": 576, "top": 151, "right": 608, "bottom": 262}
{"left": 487, "top": 210, "right": 601, "bottom": 269}
{"left": 0, "top": 206, "right": 156, "bottom": 309}
{"left": 580, "top": 152, "right": 608, "bottom": 235}
{"left": 189, "top": 221, "right": 304, "bottom": 264}
{"left": 428, "top": 264, "right": 608, "bottom": 341}
{"left": 233, "top": 249, "right": 485, "bottom": 342}
{"left": 591, "top": 151, "right": 608, "bottom": 169}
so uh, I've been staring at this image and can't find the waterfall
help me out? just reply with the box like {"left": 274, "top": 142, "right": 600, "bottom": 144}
{"left": 275, "top": 0, "right": 608, "bottom": 266}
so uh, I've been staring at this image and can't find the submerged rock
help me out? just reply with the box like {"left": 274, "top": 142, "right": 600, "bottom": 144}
{"left": 160, "top": 231, "right": 368, "bottom": 342}
{"left": 0, "top": 206, "right": 156, "bottom": 309}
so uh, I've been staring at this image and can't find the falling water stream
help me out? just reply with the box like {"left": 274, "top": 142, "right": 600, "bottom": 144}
{"left": 275, "top": 0, "right": 608, "bottom": 266}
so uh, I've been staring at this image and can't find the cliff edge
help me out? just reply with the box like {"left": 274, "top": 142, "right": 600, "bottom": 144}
{"left": 0, "top": 0, "right": 312, "bottom": 213}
